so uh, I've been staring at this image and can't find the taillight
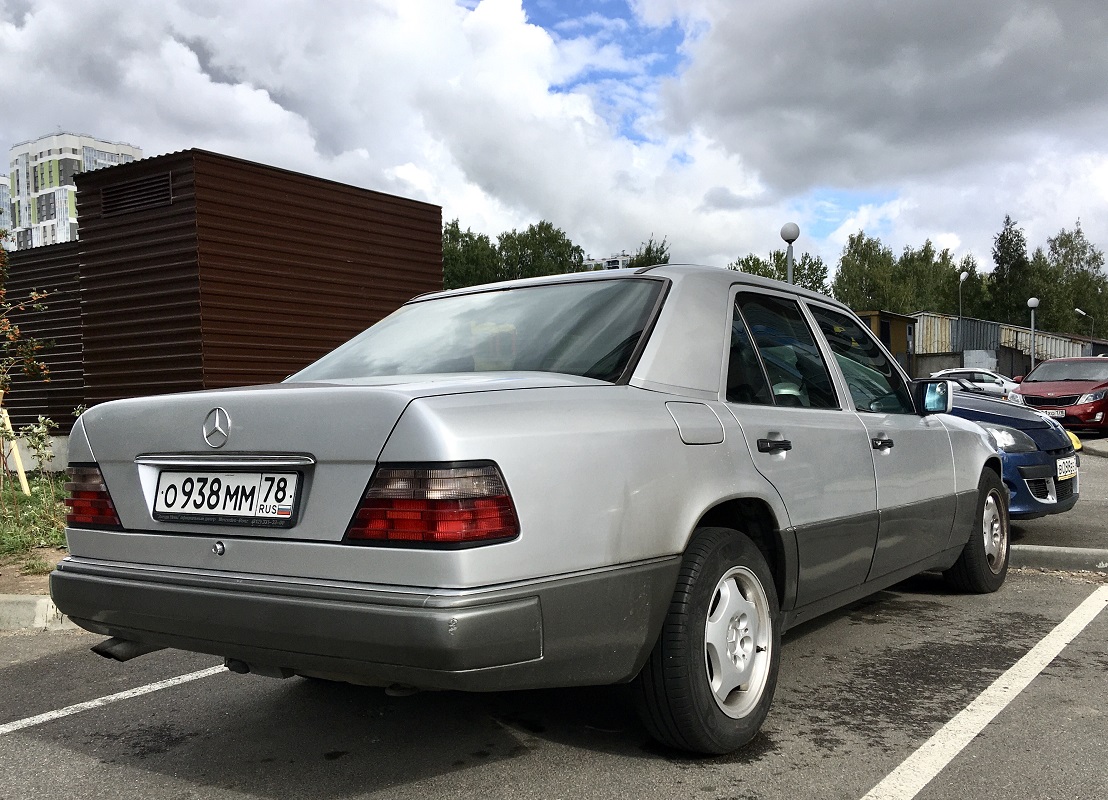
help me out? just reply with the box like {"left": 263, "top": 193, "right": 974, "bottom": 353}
{"left": 344, "top": 463, "right": 519, "bottom": 546}
{"left": 64, "top": 465, "right": 122, "bottom": 528}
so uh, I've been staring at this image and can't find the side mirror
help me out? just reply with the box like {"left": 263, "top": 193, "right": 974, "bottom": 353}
{"left": 912, "top": 379, "right": 953, "bottom": 415}
{"left": 1013, "top": 375, "right": 1024, "bottom": 383}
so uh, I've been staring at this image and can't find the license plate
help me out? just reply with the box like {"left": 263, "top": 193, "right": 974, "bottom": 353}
{"left": 1043, "top": 409, "right": 1065, "bottom": 418}
{"left": 1057, "top": 456, "right": 1078, "bottom": 481}
{"left": 154, "top": 471, "right": 300, "bottom": 527}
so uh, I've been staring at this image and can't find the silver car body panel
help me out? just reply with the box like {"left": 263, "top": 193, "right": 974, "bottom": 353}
{"left": 53, "top": 264, "right": 1000, "bottom": 689}
{"left": 65, "top": 380, "right": 789, "bottom": 588}
{"left": 724, "top": 402, "right": 879, "bottom": 607}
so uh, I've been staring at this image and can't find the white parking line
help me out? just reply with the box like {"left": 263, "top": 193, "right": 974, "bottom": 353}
{"left": 0, "top": 665, "right": 226, "bottom": 737}
{"left": 861, "top": 583, "right": 1108, "bottom": 800}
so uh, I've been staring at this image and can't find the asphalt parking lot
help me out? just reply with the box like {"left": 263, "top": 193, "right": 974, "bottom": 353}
{"left": 1010, "top": 435, "right": 1108, "bottom": 557}
{"left": 2, "top": 570, "right": 1105, "bottom": 800}
{"left": 2, "top": 446, "right": 1106, "bottom": 800}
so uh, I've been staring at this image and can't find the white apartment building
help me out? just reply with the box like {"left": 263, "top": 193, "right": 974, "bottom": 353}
{"left": 0, "top": 176, "right": 11, "bottom": 241}
{"left": 8, "top": 132, "right": 142, "bottom": 249}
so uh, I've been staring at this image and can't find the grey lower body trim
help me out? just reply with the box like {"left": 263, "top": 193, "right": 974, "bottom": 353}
{"left": 782, "top": 545, "right": 966, "bottom": 631}
{"left": 868, "top": 494, "right": 959, "bottom": 579}
{"left": 50, "top": 556, "right": 681, "bottom": 691}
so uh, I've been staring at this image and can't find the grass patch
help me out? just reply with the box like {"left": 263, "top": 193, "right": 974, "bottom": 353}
{"left": 0, "top": 471, "right": 67, "bottom": 560}
{"left": 19, "top": 554, "right": 53, "bottom": 575}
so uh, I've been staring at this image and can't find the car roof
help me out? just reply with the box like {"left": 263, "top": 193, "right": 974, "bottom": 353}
{"left": 404, "top": 265, "right": 865, "bottom": 400}
{"left": 412, "top": 264, "right": 849, "bottom": 310}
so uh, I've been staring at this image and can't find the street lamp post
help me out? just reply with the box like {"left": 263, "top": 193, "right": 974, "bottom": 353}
{"left": 1028, "top": 297, "right": 1040, "bottom": 370}
{"left": 1075, "top": 307, "right": 1094, "bottom": 340}
{"left": 780, "top": 223, "right": 800, "bottom": 285}
{"left": 958, "top": 271, "right": 968, "bottom": 358}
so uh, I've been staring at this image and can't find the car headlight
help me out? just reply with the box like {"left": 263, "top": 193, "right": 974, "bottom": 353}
{"left": 1007, "top": 392, "right": 1025, "bottom": 405}
{"left": 1077, "top": 390, "right": 1106, "bottom": 404}
{"left": 983, "top": 424, "right": 1038, "bottom": 453}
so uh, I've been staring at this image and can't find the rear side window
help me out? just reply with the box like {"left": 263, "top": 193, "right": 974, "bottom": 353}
{"left": 808, "top": 304, "right": 914, "bottom": 414}
{"left": 733, "top": 293, "right": 839, "bottom": 409}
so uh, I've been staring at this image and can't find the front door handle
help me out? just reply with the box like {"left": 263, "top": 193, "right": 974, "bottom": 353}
{"left": 757, "top": 438, "right": 793, "bottom": 453}
{"left": 872, "top": 437, "right": 895, "bottom": 450}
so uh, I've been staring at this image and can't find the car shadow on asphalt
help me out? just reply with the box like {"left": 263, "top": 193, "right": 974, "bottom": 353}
{"left": 24, "top": 667, "right": 723, "bottom": 797}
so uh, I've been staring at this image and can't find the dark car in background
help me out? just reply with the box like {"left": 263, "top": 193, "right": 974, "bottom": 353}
{"left": 951, "top": 392, "right": 1079, "bottom": 519}
{"left": 1009, "top": 357, "right": 1108, "bottom": 431}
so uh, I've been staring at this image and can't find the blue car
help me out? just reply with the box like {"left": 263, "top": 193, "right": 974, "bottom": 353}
{"left": 949, "top": 392, "right": 1079, "bottom": 519}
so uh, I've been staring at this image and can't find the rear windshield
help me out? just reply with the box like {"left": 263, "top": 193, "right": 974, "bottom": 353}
{"left": 1024, "top": 360, "right": 1108, "bottom": 382}
{"left": 289, "top": 278, "right": 663, "bottom": 383}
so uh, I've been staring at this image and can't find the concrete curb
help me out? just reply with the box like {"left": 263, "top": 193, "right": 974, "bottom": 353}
{"left": 1011, "top": 545, "right": 1108, "bottom": 574}
{"left": 1080, "top": 438, "right": 1108, "bottom": 459}
{"left": 0, "top": 594, "right": 80, "bottom": 633}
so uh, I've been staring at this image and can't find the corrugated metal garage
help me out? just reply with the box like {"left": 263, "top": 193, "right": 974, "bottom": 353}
{"left": 3, "top": 241, "right": 83, "bottom": 432}
{"left": 4, "top": 149, "right": 442, "bottom": 432}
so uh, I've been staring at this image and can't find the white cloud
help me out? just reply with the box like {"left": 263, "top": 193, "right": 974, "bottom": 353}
{"left": 2, "top": 0, "right": 1107, "bottom": 276}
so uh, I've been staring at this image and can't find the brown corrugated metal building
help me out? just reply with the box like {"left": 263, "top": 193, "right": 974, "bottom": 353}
{"left": 2, "top": 241, "right": 83, "bottom": 432}
{"left": 5, "top": 149, "right": 442, "bottom": 432}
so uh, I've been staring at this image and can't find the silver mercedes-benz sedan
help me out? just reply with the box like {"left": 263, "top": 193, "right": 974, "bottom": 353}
{"left": 52, "top": 264, "right": 1007, "bottom": 754}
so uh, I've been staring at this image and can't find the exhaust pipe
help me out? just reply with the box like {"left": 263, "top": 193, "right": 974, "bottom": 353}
{"left": 91, "top": 637, "right": 165, "bottom": 662}
{"left": 224, "top": 658, "right": 293, "bottom": 679}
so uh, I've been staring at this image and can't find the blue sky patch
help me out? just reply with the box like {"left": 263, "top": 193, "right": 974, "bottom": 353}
{"left": 803, "top": 188, "right": 899, "bottom": 240}
{"left": 521, "top": 0, "right": 685, "bottom": 141}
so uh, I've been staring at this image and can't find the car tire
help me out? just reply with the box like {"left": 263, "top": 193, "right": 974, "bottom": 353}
{"left": 632, "top": 527, "right": 780, "bottom": 754}
{"left": 944, "top": 469, "right": 1010, "bottom": 593}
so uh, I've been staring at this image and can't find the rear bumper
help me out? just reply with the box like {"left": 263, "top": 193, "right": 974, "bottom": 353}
{"left": 50, "top": 555, "right": 680, "bottom": 691}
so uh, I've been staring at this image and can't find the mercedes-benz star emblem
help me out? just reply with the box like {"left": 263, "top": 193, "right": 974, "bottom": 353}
{"left": 203, "top": 407, "right": 231, "bottom": 448}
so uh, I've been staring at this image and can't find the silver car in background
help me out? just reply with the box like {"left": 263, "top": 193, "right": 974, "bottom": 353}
{"left": 52, "top": 265, "right": 1006, "bottom": 754}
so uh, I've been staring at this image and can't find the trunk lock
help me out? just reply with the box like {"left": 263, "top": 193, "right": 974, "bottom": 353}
{"left": 213, "top": 541, "right": 226, "bottom": 556}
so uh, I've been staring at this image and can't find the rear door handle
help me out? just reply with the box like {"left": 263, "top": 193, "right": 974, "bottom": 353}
{"left": 757, "top": 438, "right": 793, "bottom": 453}
{"left": 872, "top": 437, "right": 894, "bottom": 450}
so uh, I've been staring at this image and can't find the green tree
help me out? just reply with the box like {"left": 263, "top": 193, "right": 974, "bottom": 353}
{"left": 951, "top": 255, "right": 987, "bottom": 320}
{"left": 728, "top": 250, "right": 830, "bottom": 294}
{"left": 442, "top": 219, "right": 500, "bottom": 289}
{"left": 626, "top": 235, "right": 670, "bottom": 269}
{"left": 894, "top": 240, "right": 948, "bottom": 314}
{"left": 892, "top": 243, "right": 986, "bottom": 318}
{"left": 831, "top": 232, "right": 901, "bottom": 311}
{"left": 987, "top": 215, "right": 1032, "bottom": 325}
{"left": 496, "top": 220, "right": 585, "bottom": 281}
{"left": 1044, "top": 222, "right": 1106, "bottom": 337}
{"left": 1022, "top": 246, "right": 1066, "bottom": 332}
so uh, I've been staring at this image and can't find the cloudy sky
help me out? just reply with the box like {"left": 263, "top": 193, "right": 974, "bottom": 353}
{"left": 3, "top": 0, "right": 1107, "bottom": 271}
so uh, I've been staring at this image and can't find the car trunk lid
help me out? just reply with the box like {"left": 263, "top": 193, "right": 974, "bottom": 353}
{"left": 78, "top": 374, "right": 598, "bottom": 540}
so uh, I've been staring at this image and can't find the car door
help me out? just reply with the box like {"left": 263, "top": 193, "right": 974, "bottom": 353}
{"left": 723, "top": 289, "right": 879, "bottom": 607}
{"left": 807, "top": 303, "right": 958, "bottom": 578}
